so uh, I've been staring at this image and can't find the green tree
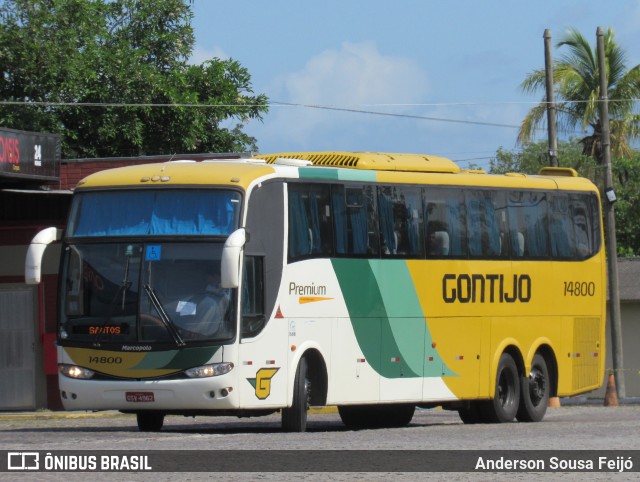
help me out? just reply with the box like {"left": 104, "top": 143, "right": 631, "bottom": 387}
{"left": 519, "top": 27, "right": 640, "bottom": 162}
{"left": 491, "top": 140, "right": 640, "bottom": 256}
{"left": 0, "top": 0, "right": 268, "bottom": 157}
{"left": 490, "top": 140, "right": 594, "bottom": 175}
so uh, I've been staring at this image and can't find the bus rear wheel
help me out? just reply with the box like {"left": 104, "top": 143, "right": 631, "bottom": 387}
{"left": 516, "top": 353, "right": 550, "bottom": 422}
{"left": 136, "top": 412, "right": 164, "bottom": 432}
{"left": 457, "top": 402, "right": 482, "bottom": 424}
{"left": 338, "top": 405, "right": 369, "bottom": 428}
{"left": 282, "top": 357, "right": 310, "bottom": 432}
{"left": 382, "top": 404, "right": 415, "bottom": 427}
{"left": 481, "top": 353, "right": 520, "bottom": 423}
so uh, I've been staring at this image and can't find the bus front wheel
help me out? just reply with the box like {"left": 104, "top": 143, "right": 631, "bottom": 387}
{"left": 481, "top": 353, "right": 520, "bottom": 423}
{"left": 136, "top": 412, "right": 164, "bottom": 432}
{"left": 282, "top": 357, "right": 310, "bottom": 432}
{"left": 516, "top": 353, "right": 549, "bottom": 422}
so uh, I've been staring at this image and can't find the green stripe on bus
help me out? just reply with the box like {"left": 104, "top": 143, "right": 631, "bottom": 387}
{"left": 298, "top": 167, "right": 339, "bottom": 180}
{"left": 332, "top": 259, "right": 456, "bottom": 378}
{"left": 370, "top": 260, "right": 431, "bottom": 377}
{"left": 131, "top": 350, "right": 178, "bottom": 369}
{"left": 298, "top": 167, "right": 377, "bottom": 182}
{"left": 133, "top": 346, "right": 221, "bottom": 370}
{"left": 338, "top": 170, "right": 377, "bottom": 182}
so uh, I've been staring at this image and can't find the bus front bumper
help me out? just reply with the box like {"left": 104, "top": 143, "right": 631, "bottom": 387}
{"left": 58, "top": 373, "right": 239, "bottom": 411}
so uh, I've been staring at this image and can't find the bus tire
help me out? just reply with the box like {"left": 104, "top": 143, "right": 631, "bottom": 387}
{"left": 339, "top": 404, "right": 414, "bottom": 429}
{"left": 136, "top": 412, "right": 164, "bottom": 432}
{"left": 282, "top": 357, "right": 310, "bottom": 432}
{"left": 516, "top": 353, "right": 549, "bottom": 422}
{"left": 457, "top": 402, "right": 482, "bottom": 424}
{"left": 384, "top": 404, "right": 415, "bottom": 427}
{"left": 338, "top": 405, "right": 369, "bottom": 429}
{"left": 481, "top": 353, "right": 520, "bottom": 423}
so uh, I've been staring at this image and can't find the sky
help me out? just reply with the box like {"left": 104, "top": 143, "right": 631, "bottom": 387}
{"left": 189, "top": 1, "right": 640, "bottom": 169}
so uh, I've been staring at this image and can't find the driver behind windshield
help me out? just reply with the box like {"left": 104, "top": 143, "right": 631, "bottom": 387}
{"left": 173, "top": 270, "right": 231, "bottom": 339}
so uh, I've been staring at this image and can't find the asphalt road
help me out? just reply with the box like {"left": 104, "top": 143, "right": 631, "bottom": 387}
{"left": 1, "top": 405, "right": 639, "bottom": 481}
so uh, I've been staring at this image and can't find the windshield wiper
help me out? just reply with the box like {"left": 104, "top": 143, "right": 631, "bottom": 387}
{"left": 144, "top": 284, "right": 186, "bottom": 347}
{"left": 94, "top": 247, "right": 134, "bottom": 347}
{"left": 121, "top": 246, "right": 134, "bottom": 310}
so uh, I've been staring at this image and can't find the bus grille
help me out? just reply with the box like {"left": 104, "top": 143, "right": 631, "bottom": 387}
{"left": 255, "top": 152, "right": 461, "bottom": 173}
{"left": 572, "top": 317, "right": 601, "bottom": 391}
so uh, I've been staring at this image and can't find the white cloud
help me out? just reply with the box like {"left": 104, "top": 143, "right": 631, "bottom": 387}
{"left": 285, "top": 41, "right": 428, "bottom": 105}
{"left": 251, "top": 41, "right": 429, "bottom": 150}
{"left": 189, "top": 46, "right": 229, "bottom": 65}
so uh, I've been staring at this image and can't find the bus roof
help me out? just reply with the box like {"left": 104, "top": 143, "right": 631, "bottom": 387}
{"left": 255, "top": 151, "right": 461, "bottom": 173}
{"left": 74, "top": 153, "right": 598, "bottom": 194}
{"left": 256, "top": 151, "right": 598, "bottom": 193}
{"left": 75, "top": 160, "right": 277, "bottom": 191}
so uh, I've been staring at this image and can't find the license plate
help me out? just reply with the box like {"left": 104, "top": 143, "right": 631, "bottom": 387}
{"left": 125, "top": 392, "right": 155, "bottom": 402}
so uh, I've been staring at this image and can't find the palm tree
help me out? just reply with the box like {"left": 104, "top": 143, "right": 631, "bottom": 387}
{"left": 519, "top": 27, "right": 640, "bottom": 162}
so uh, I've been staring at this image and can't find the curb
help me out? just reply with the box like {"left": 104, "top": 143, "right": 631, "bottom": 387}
{"left": 0, "top": 406, "right": 338, "bottom": 421}
{"left": 0, "top": 410, "right": 127, "bottom": 421}
{"left": 4, "top": 400, "right": 640, "bottom": 421}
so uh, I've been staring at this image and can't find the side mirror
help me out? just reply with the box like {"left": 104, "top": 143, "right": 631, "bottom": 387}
{"left": 25, "top": 227, "right": 62, "bottom": 284}
{"left": 221, "top": 228, "right": 246, "bottom": 288}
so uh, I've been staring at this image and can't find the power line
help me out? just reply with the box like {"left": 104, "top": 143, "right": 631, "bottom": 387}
{"left": 453, "top": 156, "right": 496, "bottom": 163}
{"left": 2, "top": 98, "right": 637, "bottom": 107}
{"left": 0, "top": 100, "right": 524, "bottom": 108}
{"left": 2, "top": 98, "right": 636, "bottom": 131}
{"left": 271, "top": 101, "right": 522, "bottom": 129}
{"left": 0, "top": 99, "right": 525, "bottom": 130}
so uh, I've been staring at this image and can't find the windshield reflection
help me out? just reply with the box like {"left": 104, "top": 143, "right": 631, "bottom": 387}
{"left": 61, "top": 242, "right": 234, "bottom": 345}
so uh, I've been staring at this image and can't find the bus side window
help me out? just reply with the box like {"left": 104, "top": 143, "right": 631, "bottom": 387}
{"left": 465, "top": 190, "right": 502, "bottom": 258}
{"left": 585, "top": 193, "right": 602, "bottom": 255}
{"left": 288, "top": 184, "right": 332, "bottom": 261}
{"left": 333, "top": 185, "right": 379, "bottom": 257}
{"left": 572, "top": 193, "right": 602, "bottom": 259}
{"left": 241, "top": 256, "right": 265, "bottom": 339}
{"left": 424, "top": 187, "right": 467, "bottom": 258}
{"left": 378, "top": 187, "right": 397, "bottom": 255}
{"left": 550, "top": 194, "right": 574, "bottom": 258}
{"left": 557, "top": 193, "right": 599, "bottom": 260}
{"left": 427, "top": 227, "right": 449, "bottom": 256}
{"left": 508, "top": 191, "right": 549, "bottom": 258}
{"left": 513, "top": 232, "right": 525, "bottom": 257}
{"left": 378, "top": 185, "right": 424, "bottom": 258}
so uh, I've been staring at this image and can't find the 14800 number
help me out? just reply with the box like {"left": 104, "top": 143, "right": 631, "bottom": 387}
{"left": 563, "top": 281, "right": 595, "bottom": 297}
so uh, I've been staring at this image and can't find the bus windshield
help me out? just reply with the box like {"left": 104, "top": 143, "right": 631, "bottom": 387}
{"left": 67, "top": 189, "right": 242, "bottom": 237}
{"left": 60, "top": 242, "right": 234, "bottom": 345}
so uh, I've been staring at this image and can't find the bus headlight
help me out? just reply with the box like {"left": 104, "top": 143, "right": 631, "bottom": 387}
{"left": 185, "top": 362, "right": 234, "bottom": 378}
{"left": 59, "top": 364, "right": 95, "bottom": 379}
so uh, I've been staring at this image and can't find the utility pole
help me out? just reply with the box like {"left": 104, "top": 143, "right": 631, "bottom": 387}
{"left": 596, "top": 26, "right": 625, "bottom": 398}
{"left": 543, "top": 29, "right": 558, "bottom": 167}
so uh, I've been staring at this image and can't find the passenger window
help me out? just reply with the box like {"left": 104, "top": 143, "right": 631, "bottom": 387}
{"left": 508, "top": 191, "right": 549, "bottom": 258}
{"left": 332, "top": 185, "right": 379, "bottom": 256}
{"left": 550, "top": 193, "right": 599, "bottom": 260}
{"left": 288, "top": 184, "right": 332, "bottom": 260}
{"left": 378, "top": 186, "right": 424, "bottom": 258}
{"left": 465, "top": 190, "right": 504, "bottom": 258}
{"left": 423, "top": 187, "right": 467, "bottom": 258}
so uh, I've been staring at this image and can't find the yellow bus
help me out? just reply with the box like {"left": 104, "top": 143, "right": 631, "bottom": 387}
{"left": 26, "top": 152, "right": 606, "bottom": 431}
